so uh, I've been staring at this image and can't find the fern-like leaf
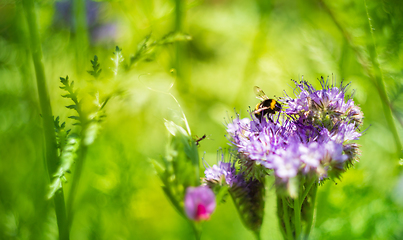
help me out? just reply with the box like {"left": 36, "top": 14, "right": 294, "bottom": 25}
{"left": 54, "top": 116, "right": 70, "bottom": 152}
{"left": 60, "top": 76, "right": 82, "bottom": 125}
{"left": 129, "top": 33, "right": 152, "bottom": 67}
{"left": 87, "top": 55, "right": 102, "bottom": 79}
{"left": 47, "top": 134, "right": 80, "bottom": 199}
{"left": 127, "top": 32, "right": 192, "bottom": 70}
{"left": 111, "top": 46, "right": 124, "bottom": 76}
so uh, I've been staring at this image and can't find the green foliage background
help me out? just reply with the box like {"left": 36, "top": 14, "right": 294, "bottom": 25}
{"left": 1, "top": 0, "right": 403, "bottom": 239}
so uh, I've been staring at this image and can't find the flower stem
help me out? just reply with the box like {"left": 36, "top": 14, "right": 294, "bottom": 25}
{"left": 300, "top": 178, "right": 315, "bottom": 208}
{"left": 303, "top": 182, "right": 318, "bottom": 240}
{"left": 282, "top": 196, "right": 293, "bottom": 240}
{"left": 21, "top": 0, "right": 69, "bottom": 239}
{"left": 294, "top": 197, "right": 301, "bottom": 240}
{"left": 190, "top": 222, "right": 202, "bottom": 240}
{"left": 254, "top": 231, "right": 262, "bottom": 240}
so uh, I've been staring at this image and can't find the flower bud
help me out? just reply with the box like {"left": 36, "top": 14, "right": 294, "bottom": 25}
{"left": 184, "top": 186, "right": 216, "bottom": 221}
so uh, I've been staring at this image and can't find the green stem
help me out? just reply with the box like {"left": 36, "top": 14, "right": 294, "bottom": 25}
{"left": 73, "top": 0, "right": 89, "bottom": 73}
{"left": 300, "top": 178, "right": 315, "bottom": 208}
{"left": 66, "top": 144, "right": 88, "bottom": 230}
{"left": 363, "top": 0, "right": 402, "bottom": 155}
{"left": 294, "top": 198, "right": 301, "bottom": 240}
{"left": 282, "top": 197, "right": 293, "bottom": 240}
{"left": 303, "top": 182, "right": 318, "bottom": 240}
{"left": 285, "top": 197, "right": 294, "bottom": 209}
{"left": 321, "top": 0, "right": 402, "bottom": 156}
{"left": 21, "top": 0, "right": 69, "bottom": 239}
{"left": 190, "top": 221, "right": 201, "bottom": 240}
{"left": 254, "top": 231, "right": 262, "bottom": 240}
{"left": 174, "top": 0, "right": 189, "bottom": 94}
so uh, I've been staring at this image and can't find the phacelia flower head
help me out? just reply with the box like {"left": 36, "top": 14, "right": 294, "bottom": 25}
{"left": 184, "top": 186, "right": 216, "bottom": 221}
{"left": 225, "top": 77, "right": 364, "bottom": 195}
{"left": 284, "top": 77, "right": 364, "bottom": 131}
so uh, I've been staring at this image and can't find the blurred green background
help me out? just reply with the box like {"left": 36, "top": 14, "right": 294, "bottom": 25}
{"left": 1, "top": 0, "right": 403, "bottom": 239}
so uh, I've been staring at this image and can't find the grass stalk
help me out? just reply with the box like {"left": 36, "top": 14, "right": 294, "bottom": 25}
{"left": 21, "top": 0, "right": 69, "bottom": 239}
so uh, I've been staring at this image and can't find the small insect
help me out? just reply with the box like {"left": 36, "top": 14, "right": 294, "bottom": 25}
{"left": 253, "top": 86, "right": 281, "bottom": 120}
{"left": 194, "top": 134, "right": 207, "bottom": 146}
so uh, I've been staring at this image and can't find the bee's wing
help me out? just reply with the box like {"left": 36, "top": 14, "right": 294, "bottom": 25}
{"left": 254, "top": 86, "right": 269, "bottom": 100}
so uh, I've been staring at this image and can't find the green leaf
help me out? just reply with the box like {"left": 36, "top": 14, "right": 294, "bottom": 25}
{"left": 87, "top": 55, "right": 102, "bottom": 79}
{"left": 127, "top": 32, "right": 192, "bottom": 70}
{"left": 158, "top": 32, "right": 192, "bottom": 45}
{"left": 152, "top": 120, "right": 201, "bottom": 221}
{"left": 65, "top": 105, "right": 77, "bottom": 110}
{"left": 151, "top": 158, "right": 165, "bottom": 177}
{"left": 48, "top": 131, "right": 80, "bottom": 199}
{"left": 111, "top": 46, "right": 124, "bottom": 76}
{"left": 164, "top": 120, "right": 189, "bottom": 137}
{"left": 68, "top": 116, "right": 80, "bottom": 121}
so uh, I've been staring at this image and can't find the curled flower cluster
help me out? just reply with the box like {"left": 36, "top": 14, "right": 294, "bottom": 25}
{"left": 210, "top": 78, "right": 364, "bottom": 195}
{"left": 204, "top": 153, "right": 266, "bottom": 232}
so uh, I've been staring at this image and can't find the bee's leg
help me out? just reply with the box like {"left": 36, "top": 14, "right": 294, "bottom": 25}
{"left": 267, "top": 114, "right": 274, "bottom": 123}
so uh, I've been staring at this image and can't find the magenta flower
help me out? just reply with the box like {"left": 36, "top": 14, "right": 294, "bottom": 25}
{"left": 184, "top": 186, "right": 216, "bottom": 221}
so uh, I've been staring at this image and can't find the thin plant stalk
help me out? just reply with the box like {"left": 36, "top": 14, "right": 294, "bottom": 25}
{"left": 278, "top": 178, "right": 318, "bottom": 240}
{"left": 254, "top": 231, "right": 262, "bottom": 240}
{"left": 66, "top": 138, "right": 89, "bottom": 230}
{"left": 303, "top": 182, "right": 317, "bottom": 240}
{"left": 363, "top": 0, "right": 402, "bottom": 154}
{"left": 190, "top": 221, "right": 201, "bottom": 240}
{"left": 21, "top": 0, "right": 69, "bottom": 239}
{"left": 294, "top": 198, "right": 301, "bottom": 239}
{"left": 73, "top": 0, "right": 89, "bottom": 73}
{"left": 174, "top": 0, "right": 189, "bottom": 94}
{"left": 320, "top": 0, "right": 402, "bottom": 156}
{"left": 281, "top": 197, "right": 293, "bottom": 240}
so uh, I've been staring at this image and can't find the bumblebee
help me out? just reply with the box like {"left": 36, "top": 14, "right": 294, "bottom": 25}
{"left": 253, "top": 86, "right": 281, "bottom": 119}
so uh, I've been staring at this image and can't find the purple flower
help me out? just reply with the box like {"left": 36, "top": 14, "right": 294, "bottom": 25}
{"left": 226, "top": 115, "right": 294, "bottom": 170}
{"left": 204, "top": 161, "right": 237, "bottom": 187}
{"left": 283, "top": 78, "right": 364, "bottom": 131}
{"left": 184, "top": 186, "right": 216, "bottom": 221}
{"left": 225, "top": 77, "right": 363, "bottom": 192}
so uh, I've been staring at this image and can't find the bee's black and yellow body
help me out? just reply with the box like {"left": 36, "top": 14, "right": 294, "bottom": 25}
{"left": 254, "top": 99, "right": 282, "bottom": 118}
{"left": 253, "top": 86, "right": 282, "bottom": 120}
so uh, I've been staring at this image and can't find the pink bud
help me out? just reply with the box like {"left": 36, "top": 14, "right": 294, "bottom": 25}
{"left": 184, "top": 186, "right": 216, "bottom": 221}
